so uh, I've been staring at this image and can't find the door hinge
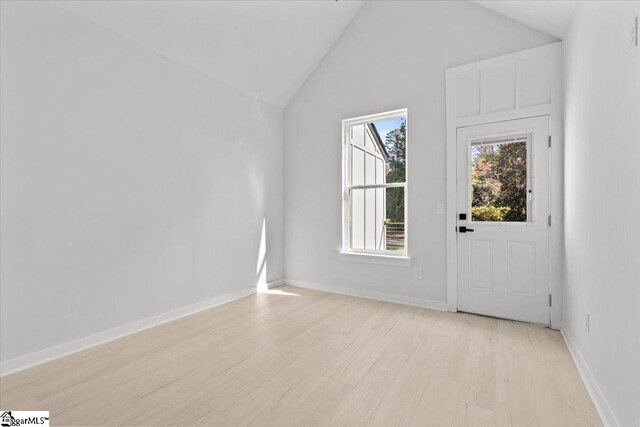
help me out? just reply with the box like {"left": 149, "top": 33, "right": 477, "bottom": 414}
{"left": 548, "top": 135, "right": 552, "bottom": 147}
{"left": 549, "top": 294, "right": 553, "bottom": 307}
{"left": 548, "top": 215, "right": 551, "bottom": 227}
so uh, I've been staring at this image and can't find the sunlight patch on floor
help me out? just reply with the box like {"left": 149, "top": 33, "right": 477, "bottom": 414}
{"left": 258, "top": 288, "right": 300, "bottom": 297}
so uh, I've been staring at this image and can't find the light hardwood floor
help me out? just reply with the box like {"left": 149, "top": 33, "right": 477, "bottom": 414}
{"left": 0, "top": 285, "right": 601, "bottom": 426}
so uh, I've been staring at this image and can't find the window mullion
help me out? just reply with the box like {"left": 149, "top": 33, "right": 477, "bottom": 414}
{"left": 347, "top": 183, "right": 406, "bottom": 190}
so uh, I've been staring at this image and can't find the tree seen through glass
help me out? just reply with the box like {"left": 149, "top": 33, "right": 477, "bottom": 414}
{"left": 471, "top": 139, "right": 528, "bottom": 222}
{"left": 372, "top": 117, "right": 405, "bottom": 251}
{"left": 371, "top": 117, "right": 406, "bottom": 223}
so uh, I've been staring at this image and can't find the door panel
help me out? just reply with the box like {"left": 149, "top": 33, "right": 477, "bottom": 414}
{"left": 457, "top": 116, "right": 550, "bottom": 325}
{"left": 469, "top": 239, "right": 492, "bottom": 291}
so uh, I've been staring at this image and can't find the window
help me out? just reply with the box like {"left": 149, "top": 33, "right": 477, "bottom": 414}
{"left": 470, "top": 134, "right": 530, "bottom": 222}
{"left": 342, "top": 109, "right": 407, "bottom": 257}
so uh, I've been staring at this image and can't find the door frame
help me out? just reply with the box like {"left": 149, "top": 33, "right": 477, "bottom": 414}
{"left": 445, "top": 42, "right": 564, "bottom": 329}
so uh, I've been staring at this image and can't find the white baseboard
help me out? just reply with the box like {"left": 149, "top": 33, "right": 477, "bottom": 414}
{"left": 1, "top": 279, "right": 284, "bottom": 377}
{"left": 285, "top": 279, "right": 448, "bottom": 311}
{"left": 561, "top": 330, "right": 619, "bottom": 427}
{"left": 266, "top": 279, "right": 285, "bottom": 289}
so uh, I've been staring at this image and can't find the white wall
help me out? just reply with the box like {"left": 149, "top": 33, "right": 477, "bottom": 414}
{"left": 0, "top": 2, "right": 283, "bottom": 364}
{"left": 563, "top": 2, "right": 640, "bottom": 426}
{"left": 283, "top": 0, "right": 555, "bottom": 304}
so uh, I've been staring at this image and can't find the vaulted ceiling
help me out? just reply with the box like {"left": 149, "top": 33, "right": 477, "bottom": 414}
{"left": 58, "top": 0, "right": 364, "bottom": 108}
{"left": 470, "top": 0, "right": 576, "bottom": 39}
{"left": 56, "top": 1, "right": 570, "bottom": 109}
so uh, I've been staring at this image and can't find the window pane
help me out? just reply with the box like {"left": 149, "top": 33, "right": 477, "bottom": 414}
{"left": 364, "top": 125, "right": 376, "bottom": 151}
{"left": 350, "top": 186, "right": 405, "bottom": 252}
{"left": 351, "top": 146, "right": 365, "bottom": 186}
{"left": 375, "top": 158, "right": 384, "bottom": 183}
{"left": 365, "top": 152, "right": 376, "bottom": 185}
{"left": 384, "top": 187, "right": 405, "bottom": 252}
{"left": 471, "top": 138, "right": 528, "bottom": 222}
{"left": 351, "top": 124, "right": 365, "bottom": 147}
{"left": 375, "top": 187, "right": 384, "bottom": 249}
{"left": 365, "top": 188, "right": 376, "bottom": 248}
{"left": 351, "top": 188, "right": 365, "bottom": 249}
{"left": 368, "top": 116, "right": 406, "bottom": 183}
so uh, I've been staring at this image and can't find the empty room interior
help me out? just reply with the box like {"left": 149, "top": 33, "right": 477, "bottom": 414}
{"left": 1, "top": 0, "right": 639, "bottom": 426}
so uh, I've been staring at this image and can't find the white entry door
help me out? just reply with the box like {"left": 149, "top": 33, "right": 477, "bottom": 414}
{"left": 456, "top": 116, "right": 550, "bottom": 325}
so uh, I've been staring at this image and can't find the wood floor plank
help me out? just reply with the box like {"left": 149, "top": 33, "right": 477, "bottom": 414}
{"left": 0, "top": 285, "right": 602, "bottom": 426}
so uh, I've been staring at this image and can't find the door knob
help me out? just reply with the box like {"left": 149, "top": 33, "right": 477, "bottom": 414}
{"left": 458, "top": 226, "right": 474, "bottom": 233}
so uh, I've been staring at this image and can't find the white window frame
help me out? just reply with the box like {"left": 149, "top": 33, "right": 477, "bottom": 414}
{"left": 341, "top": 109, "right": 409, "bottom": 265}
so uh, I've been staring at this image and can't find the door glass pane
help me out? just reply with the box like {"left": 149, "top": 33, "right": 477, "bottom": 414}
{"left": 471, "top": 137, "right": 528, "bottom": 222}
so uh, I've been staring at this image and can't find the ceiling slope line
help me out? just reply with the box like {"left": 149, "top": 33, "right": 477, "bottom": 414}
{"left": 282, "top": 1, "right": 366, "bottom": 110}
{"left": 53, "top": 2, "right": 283, "bottom": 110}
